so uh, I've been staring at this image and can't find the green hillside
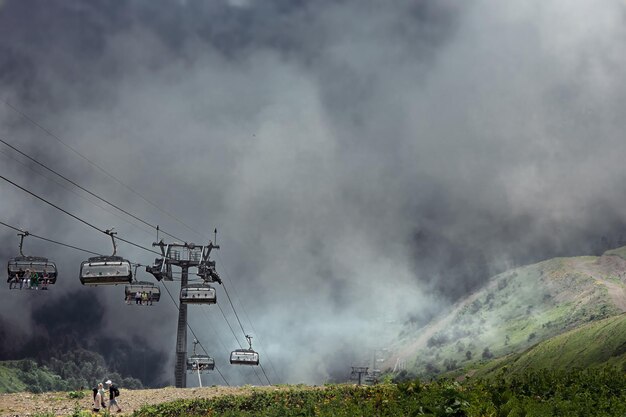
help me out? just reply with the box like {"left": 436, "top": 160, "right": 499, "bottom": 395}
{"left": 0, "top": 348, "right": 143, "bottom": 393}
{"left": 0, "top": 363, "right": 27, "bottom": 393}
{"left": 389, "top": 248, "right": 626, "bottom": 378}
{"left": 0, "top": 360, "right": 63, "bottom": 393}
{"left": 475, "top": 313, "right": 626, "bottom": 377}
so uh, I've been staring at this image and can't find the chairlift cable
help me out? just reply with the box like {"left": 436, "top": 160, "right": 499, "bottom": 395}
{"left": 0, "top": 137, "right": 187, "bottom": 242}
{"left": 216, "top": 302, "right": 243, "bottom": 349}
{"left": 220, "top": 282, "right": 272, "bottom": 385}
{"left": 215, "top": 300, "right": 266, "bottom": 385}
{"left": 221, "top": 283, "right": 248, "bottom": 340}
{"left": 0, "top": 220, "right": 102, "bottom": 256}
{"left": 216, "top": 253, "right": 280, "bottom": 382}
{"left": 197, "top": 306, "right": 248, "bottom": 381}
{"left": 0, "top": 146, "right": 156, "bottom": 239}
{"left": 3, "top": 100, "right": 206, "bottom": 242}
{"left": 0, "top": 173, "right": 167, "bottom": 258}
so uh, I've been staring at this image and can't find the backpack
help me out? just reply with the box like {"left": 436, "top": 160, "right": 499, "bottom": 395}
{"left": 113, "top": 386, "right": 120, "bottom": 397}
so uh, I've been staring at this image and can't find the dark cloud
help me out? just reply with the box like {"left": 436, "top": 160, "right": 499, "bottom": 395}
{"left": 1, "top": 0, "right": 626, "bottom": 386}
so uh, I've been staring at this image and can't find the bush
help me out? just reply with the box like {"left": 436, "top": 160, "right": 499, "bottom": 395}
{"left": 130, "top": 368, "right": 626, "bottom": 417}
{"left": 68, "top": 391, "right": 86, "bottom": 399}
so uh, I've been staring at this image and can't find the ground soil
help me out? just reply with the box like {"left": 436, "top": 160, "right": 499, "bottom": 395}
{"left": 0, "top": 385, "right": 293, "bottom": 417}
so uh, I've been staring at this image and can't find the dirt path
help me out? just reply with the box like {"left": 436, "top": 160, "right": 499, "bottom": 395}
{"left": 0, "top": 385, "right": 308, "bottom": 417}
{"left": 569, "top": 256, "right": 626, "bottom": 312}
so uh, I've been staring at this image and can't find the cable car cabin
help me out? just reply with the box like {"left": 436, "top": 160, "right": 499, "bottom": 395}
{"left": 186, "top": 355, "right": 215, "bottom": 372}
{"left": 230, "top": 349, "right": 260, "bottom": 366}
{"left": 80, "top": 256, "right": 132, "bottom": 286}
{"left": 180, "top": 283, "right": 216, "bottom": 304}
{"left": 7, "top": 256, "right": 58, "bottom": 285}
{"left": 125, "top": 281, "right": 160, "bottom": 305}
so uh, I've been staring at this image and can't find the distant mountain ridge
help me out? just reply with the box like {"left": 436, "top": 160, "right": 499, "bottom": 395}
{"left": 388, "top": 246, "right": 626, "bottom": 378}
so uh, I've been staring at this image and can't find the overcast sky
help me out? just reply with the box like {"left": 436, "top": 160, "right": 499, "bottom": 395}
{"left": 1, "top": 0, "right": 626, "bottom": 386}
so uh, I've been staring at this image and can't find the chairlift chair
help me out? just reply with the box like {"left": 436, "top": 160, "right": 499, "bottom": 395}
{"left": 125, "top": 281, "right": 161, "bottom": 304}
{"left": 79, "top": 230, "right": 132, "bottom": 286}
{"left": 80, "top": 256, "right": 133, "bottom": 285}
{"left": 7, "top": 256, "right": 58, "bottom": 284}
{"left": 6, "top": 232, "right": 58, "bottom": 289}
{"left": 230, "top": 335, "right": 260, "bottom": 366}
{"left": 186, "top": 355, "right": 215, "bottom": 372}
{"left": 180, "top": 282, "right": 216, "bottom": 304}
{"left": 186, "top": 339, "right": 215, "bottom": 372}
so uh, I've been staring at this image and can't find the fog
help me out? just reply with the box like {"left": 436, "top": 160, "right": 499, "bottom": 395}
{"left": 1, "top": 0, "right": 626, "bottom": 386}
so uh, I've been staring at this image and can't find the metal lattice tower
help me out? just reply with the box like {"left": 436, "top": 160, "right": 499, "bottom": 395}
{"left": 148, "top": 240, "right": 220, "bottom": 388}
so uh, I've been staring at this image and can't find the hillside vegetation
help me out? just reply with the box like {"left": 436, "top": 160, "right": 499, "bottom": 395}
{"left": 0, "top": 348, "right": 142, "bottom": 394}
{"left": 0, "top": 361, "right": 62, "bottom": 394}
{"left": 475, "top": 313, "right": 626, "bottom": 377}
{"left": 2, "top": 368, "right": 625, "bottom": 416}
{"left": 389, "top": 248, "right": 626, "bottom": 378}
{"left": 130, "top": 369, "right": 626, "bottom": 417}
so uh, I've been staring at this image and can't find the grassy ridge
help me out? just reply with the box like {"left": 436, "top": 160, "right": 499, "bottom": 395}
{"left": 396, "top": 252, "right": 623, "bottom": 377}
{"left": 475, "top": 313, "right": 626, "bottom": 377}
{"left": 131, "top": 368, "right": 626, "bottom": 417}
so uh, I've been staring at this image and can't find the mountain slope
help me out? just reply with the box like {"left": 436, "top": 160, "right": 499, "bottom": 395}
{"left": 388, "top": 248, "right": 626, "bottom": 377}
{"left": 0, "top": 361, "right": 60, "bottom": 394}
{"left": 476, "top": 313, "right": 626, "bottom": 377}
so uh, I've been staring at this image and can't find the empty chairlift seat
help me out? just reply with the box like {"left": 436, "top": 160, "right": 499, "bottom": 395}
{"left": 230, "top": 349, "right": 260, "bottom": 366}
{"left": 7, "top": 256, "right": 58, "bottom": 284}
{"left": 80, "top": 256, "right": 133, "bottom": 285}
{"left": 125, "top": 281, "right": 161, "bottom": 304}
{"left": 180, "top": 283, "right": 216, "bottom": 304}
{"left": 186, "top": 355, "right": 215, "bottom": 372}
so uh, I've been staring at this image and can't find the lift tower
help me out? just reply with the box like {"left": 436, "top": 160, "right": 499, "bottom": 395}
{"left": 147, "top": 240, "right": 220, "bottom": 388}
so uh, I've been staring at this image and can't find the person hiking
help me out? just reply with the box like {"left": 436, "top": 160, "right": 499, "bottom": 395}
{"left": 98, "top": 383, "right": 107, "bottom": 409}
{"left": 105, "top": 379, "right": 122, "bottom": 413}
{"left": 93, "top": 383, "right": 104, "bottom": 412}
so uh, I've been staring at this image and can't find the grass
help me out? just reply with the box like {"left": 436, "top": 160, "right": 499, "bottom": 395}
{"left": 603, "top": 246, "right": 626, "bottom": 260}
{"left": 0, "top": 363, "right": 27, "bottom": 393}
{"left": 474, "top": 314, "right": 626, "bottom": 377}
{"left": 129, "top": 368, "right": 626, "bottom": 417}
